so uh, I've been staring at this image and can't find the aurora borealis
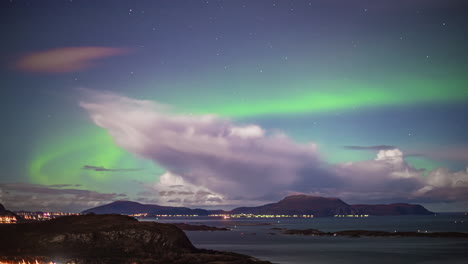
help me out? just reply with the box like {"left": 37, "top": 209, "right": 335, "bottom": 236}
{"left": 1, "top": 0, "right": 468, "bottom": 212}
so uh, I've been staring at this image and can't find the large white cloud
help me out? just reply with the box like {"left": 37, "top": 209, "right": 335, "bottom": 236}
{"left": 79, "top": 91, "right": 468, "bottom": 209}
{"left": 80, "top": 91, "right": 322, "bottom": 201}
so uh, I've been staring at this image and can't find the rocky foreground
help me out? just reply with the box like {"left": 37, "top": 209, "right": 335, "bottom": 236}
{"left": 0, "top": 214, "right": 270, "bottom": 264}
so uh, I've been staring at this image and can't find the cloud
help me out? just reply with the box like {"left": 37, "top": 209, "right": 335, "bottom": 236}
{"left": 48, "top": 184, "right": 82, "bottom": 188}
{"left": 80, "top": 91, "right": 322, "bottom": 202}
{"left": 82, "top": 165, "right": 141, "bottom": 172}
{"left": 80, "top": 91, "right": 468, "bottom": 210}
{"left": 0, "top": 183, "right": 127, "bottom": 212}
{"left": 14, "top": 47, "right": 131, "bottom": 73}
{"left": 344, "top": 145, "right": 397, "bottom": 151}
{"left": 406, "top": 147, "right": 468, "bottom": 163}
{"left": 138, "top": 171, "right": 226, "bottom": 207}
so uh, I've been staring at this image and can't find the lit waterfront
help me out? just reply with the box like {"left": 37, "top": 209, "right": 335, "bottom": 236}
{"left": 0, "top": 216, "right": 17, "bottom": 224}
{"left": 15, "top": 212, "right": 80, "bottom": 221}
{"left": 211, "top": 214, "right": 314, "bottom": 219}
{"left": 0, "top": 261, "right": 73, "bottom": 264}
{"left": 0, "top": 212, "right": 80, "bottom": 224}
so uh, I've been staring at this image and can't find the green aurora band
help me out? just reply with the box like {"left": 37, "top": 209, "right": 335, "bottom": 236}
{"left": 29, "top": 127, "right": 159, "bottom": 187}
{"left": 174, "top": 77, "right": 468, "bottom": 117}
{"left": 28, "top": 75, "right": 467, "bottom": 185}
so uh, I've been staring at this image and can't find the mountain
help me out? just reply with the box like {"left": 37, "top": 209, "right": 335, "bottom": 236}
{"left": 352, "top": 203, "right": 433, "bottom": 216}
{"left": 230, "top": 195, "right": 356, "bottom": 217}
{"left": 82, "top": 195, "right": 433, "bottom": 217}
{"left": 229, "top": 195, "right": 433, "bottom": 216}
{"left": 82, "top": 200, "right": 211, "bottom": 215}
{"left": 0, "top": 214, "right": 271, "bottom": 264}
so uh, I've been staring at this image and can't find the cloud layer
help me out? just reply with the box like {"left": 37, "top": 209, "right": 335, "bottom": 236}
{"left": 344, "top": 145, "right": 397, "bottom": 151}
{"left": 82, "top": 165, "right": 141, "bottom": 172}
{"left": 0, "top": 183, "right": 126, "bottom": 212}
{"left": 15, "top": 47, "right": 130, "bottom": 73}
{"left": 79, "top": 91, "right": 468, "bottom": 210}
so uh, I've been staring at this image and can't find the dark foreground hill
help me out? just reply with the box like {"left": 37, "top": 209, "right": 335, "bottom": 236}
{"left": 0, "top": 214, "right": 270, "bottom": 264}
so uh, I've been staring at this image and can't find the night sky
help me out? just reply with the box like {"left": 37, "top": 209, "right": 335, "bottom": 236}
{"left": 1, "top": 0, "right": 467, "bottom": 212}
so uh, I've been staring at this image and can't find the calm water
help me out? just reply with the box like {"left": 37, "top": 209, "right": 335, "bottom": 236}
{"left": 149, "top": 214, "right": 468, "bottom": 264}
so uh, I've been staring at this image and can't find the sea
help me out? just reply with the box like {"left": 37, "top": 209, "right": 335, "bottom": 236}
{"left": 148, "top": 213, "right": 468, "bottom": 264}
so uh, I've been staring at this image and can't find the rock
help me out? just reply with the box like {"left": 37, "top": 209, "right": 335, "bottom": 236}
{"left": 282, "top": 229, "right": 325, "bottom": 236}
{"left": 0, "top": 214, "right": 271, "bottom": 264}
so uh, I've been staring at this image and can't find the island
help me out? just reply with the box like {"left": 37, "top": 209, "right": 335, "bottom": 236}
{"left": 172, "top": 223, "right": 230, "bottom": 231}
{"left": 277, "top": 228, "right": 468, "bottom": 238}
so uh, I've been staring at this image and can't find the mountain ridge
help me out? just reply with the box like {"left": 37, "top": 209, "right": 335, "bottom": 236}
{"left": 82, "top": 195, "right": 434, "bottom": 217}
{"left": 82, "top": 200, "right": 210, "bottom": 215}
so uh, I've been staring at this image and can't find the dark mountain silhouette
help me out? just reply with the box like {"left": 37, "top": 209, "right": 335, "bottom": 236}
{"left": 352, "top": 203, "right": 433, "bottom": 216}
{"left": 230, "top": 195, "right": 433, "bottom": 216}
{"left": 82, "top": 195, "right": 433, "bottom": 217}
{"left": 82, "top": 200, "right": 211, "bottom": 215}
{"left": 230, "top": 195, "right": 355, "bottom": 216}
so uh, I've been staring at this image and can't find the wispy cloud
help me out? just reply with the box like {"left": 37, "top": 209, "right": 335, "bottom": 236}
{"left": 344, "top": 145, "right": 397, "bottom": 151}
{"left": 14, "top": 46, "right": 131, "bottom": 73}
{"left": 0, "top": 183, "right": 127, "bottom": 212}
{"left": 406, "top": 147, "right": 468, "bottom": 163}
{"left": 48, "top": 184, "right": 82, "bottom": 188}
{"left": 82, "top": 165, "right": 141, "bottom": 172}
